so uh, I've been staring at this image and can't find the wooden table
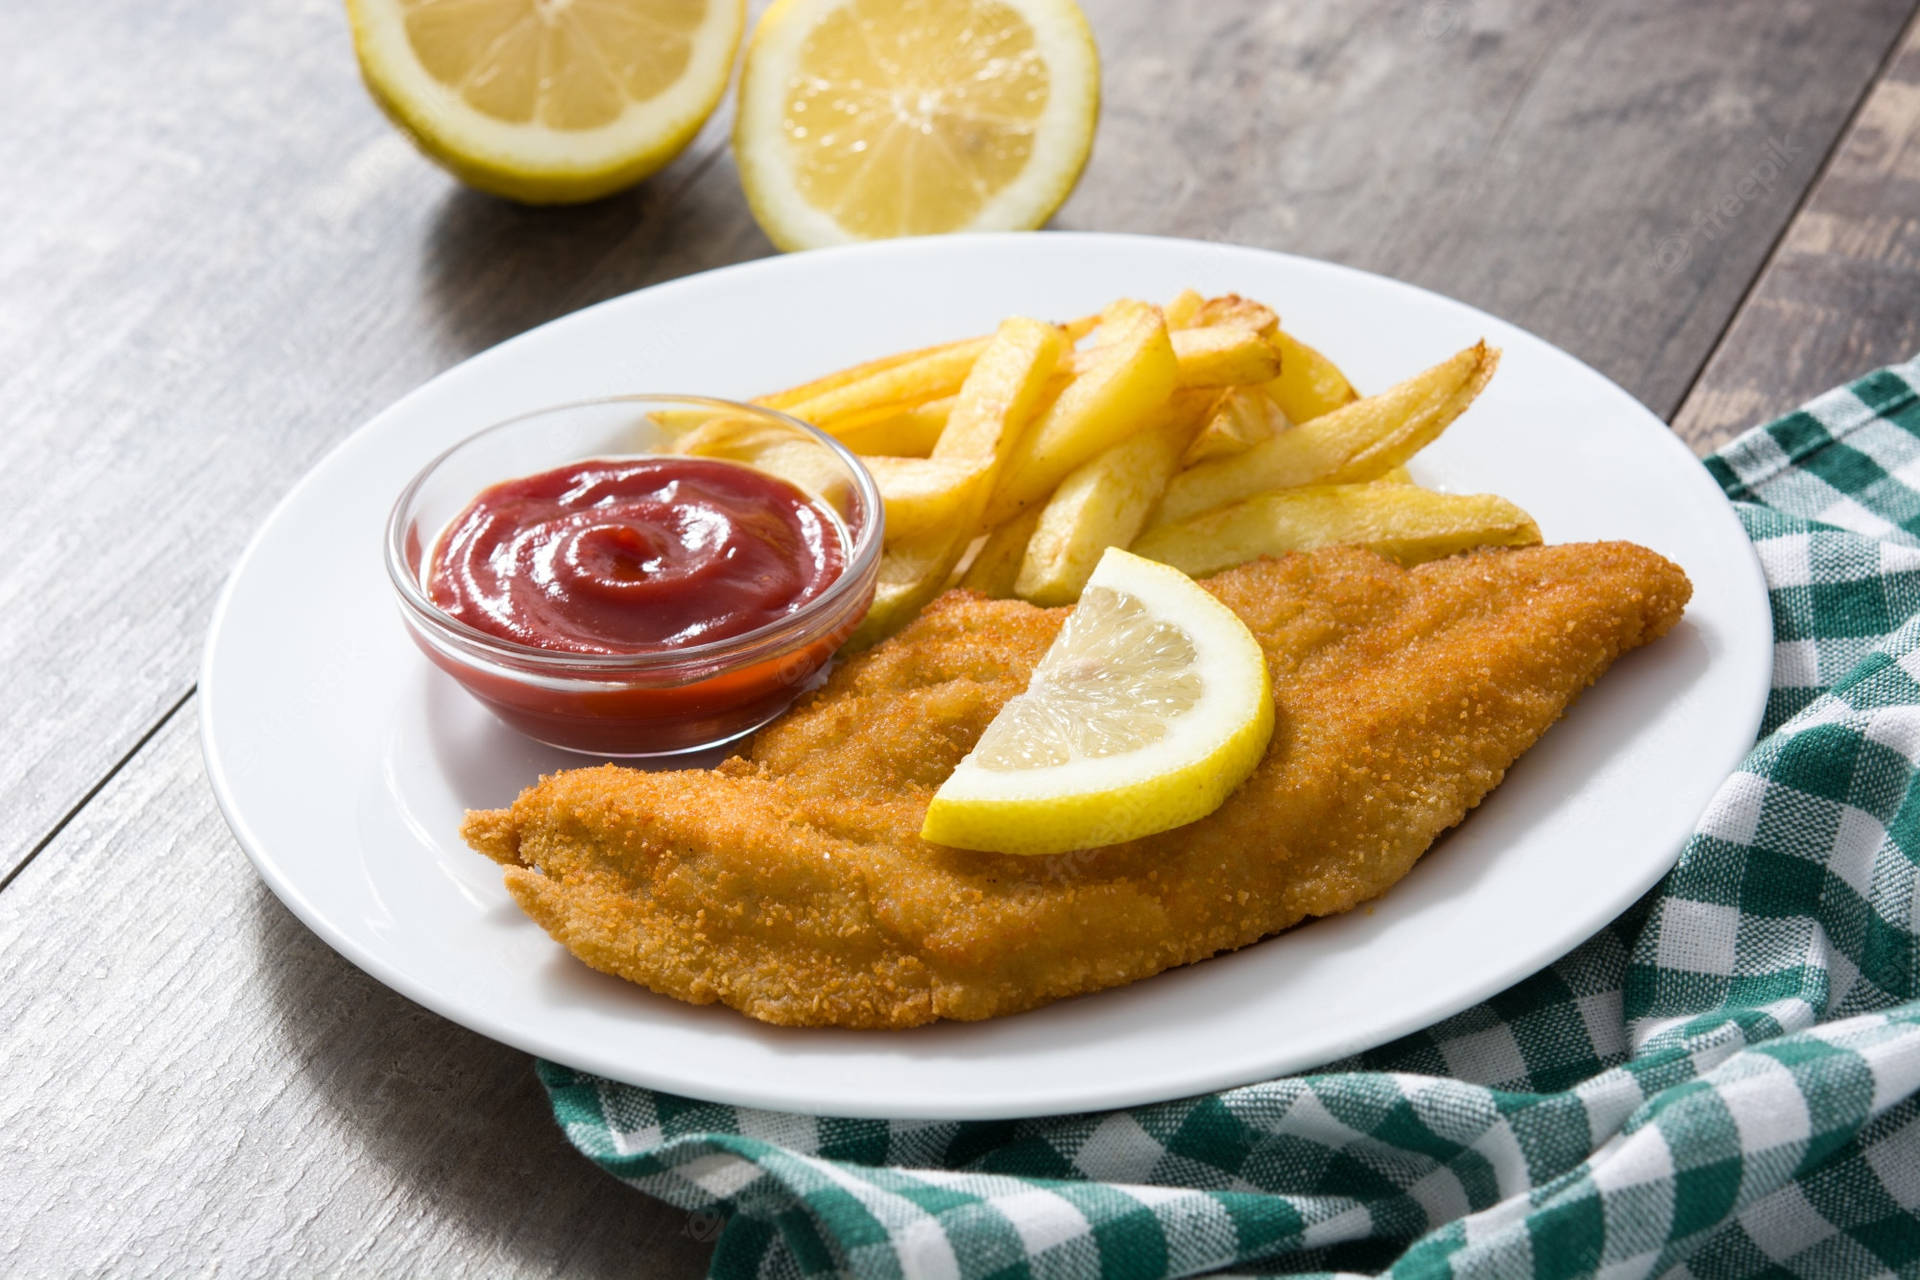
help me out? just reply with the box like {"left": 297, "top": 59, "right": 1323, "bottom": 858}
{"left": 6, "top": 1, "right": 1918, "bottom": 1273}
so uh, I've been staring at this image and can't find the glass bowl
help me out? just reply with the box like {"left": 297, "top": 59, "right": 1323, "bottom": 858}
{"left": 385, "top": 396, "right": 882, "bottom": 757}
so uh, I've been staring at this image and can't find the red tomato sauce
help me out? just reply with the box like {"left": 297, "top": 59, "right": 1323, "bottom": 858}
{"left": 426, "top": 456, "right": 846, "bottom": 655}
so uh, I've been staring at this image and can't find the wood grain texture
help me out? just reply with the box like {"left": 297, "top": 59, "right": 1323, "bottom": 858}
{"left": 1673, "top": 11, "right": 1920, "bottom": 452}
{"left": 0, "top": 0, "right": 767, "bottom": 884}
{"left": 0, "top": 706, "right": 715, "bottom": 1278}
{"left": 6, "top": 1, "right": 1920, "bottom": 1275}
{"left": 1061, "top": 0, "right": 1913, "bottom": 416}
{"left": 2, "top": 0, "right": 1913, "bottom": 884}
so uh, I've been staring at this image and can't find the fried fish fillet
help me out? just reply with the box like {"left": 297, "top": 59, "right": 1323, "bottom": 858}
{"left": 464, "top": 543, "right": 1690, "bottom": 1028}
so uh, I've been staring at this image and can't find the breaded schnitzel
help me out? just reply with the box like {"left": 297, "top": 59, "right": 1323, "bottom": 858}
{"left": 463, "top": 543, "right": 1690, "bottom": 1028}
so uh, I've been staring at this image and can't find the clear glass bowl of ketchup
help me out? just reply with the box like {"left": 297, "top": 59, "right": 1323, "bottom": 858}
{"left": 385, "top": 396, "right": 883, "bottom": 757}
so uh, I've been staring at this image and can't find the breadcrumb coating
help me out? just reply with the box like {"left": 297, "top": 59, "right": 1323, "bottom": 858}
{"left": 462, "top": 543, "right": 1691, "bottom": 1028}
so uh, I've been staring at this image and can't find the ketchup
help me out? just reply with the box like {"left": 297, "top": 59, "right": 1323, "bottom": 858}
{"left": 426, "top": 457, "right": 846, "bottom": 654}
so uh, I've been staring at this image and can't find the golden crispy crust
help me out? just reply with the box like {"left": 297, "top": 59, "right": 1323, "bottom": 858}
{"left": 464, "top": 543, "right": 1691, "bottom": 1028}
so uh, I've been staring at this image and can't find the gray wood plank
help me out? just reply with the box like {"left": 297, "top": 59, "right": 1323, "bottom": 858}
{"left": 9, "top": 3, "right": 1920, "bottom": 1274}
{"left": 0, "top": 705, "right": 714, "bottom": 1278}
{"left": 3, "top": 0, "right": 1914, "bottom": 884}
{"left": 0, "top": 0, "right": 765, "bottom": 884}
{"left": 1061, "top": 0, "right": 1915, "bottom": 418}
{"left": 1672, "top": 11, "right": 1920, "bottom": 452}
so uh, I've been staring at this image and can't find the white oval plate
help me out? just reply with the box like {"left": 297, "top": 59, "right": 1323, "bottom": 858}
{"left": 202, "top": 233, "right": 1770, "bottom": 1120}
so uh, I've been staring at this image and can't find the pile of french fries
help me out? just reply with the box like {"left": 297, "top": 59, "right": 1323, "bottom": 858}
{"left": 683, "top": 291, "right": 1540, "bottom": 648}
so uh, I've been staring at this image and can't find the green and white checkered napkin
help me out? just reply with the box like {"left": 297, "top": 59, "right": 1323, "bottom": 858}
{"left": 540, "top": 356, "right": 1920, "bottom": 1279}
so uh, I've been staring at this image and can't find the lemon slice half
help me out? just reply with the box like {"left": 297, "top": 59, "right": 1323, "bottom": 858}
{"left": 923, "top": 548, "right": 1273, "bottom": 855}
{"left": 734, "top": 0, "right": 1100, "bottom": 251}
{"left": 347, "top": 0, "right": 746, "bottom": 204}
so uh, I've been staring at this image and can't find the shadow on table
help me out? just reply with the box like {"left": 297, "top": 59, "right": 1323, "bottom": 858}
{"left": 246, "top": 881, "right": 714, "bottom": 1279}
{"left": 416, "top": 145, "right": 778, "bottom": 359}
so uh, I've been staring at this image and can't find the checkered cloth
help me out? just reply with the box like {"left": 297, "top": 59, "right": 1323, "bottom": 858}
{"left": 542, "top": 357, "right": 1920, "bottom": 1279}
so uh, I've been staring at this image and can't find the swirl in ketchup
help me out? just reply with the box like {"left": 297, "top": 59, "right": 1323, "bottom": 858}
{"left": 426, "top": 456, "right": 846, "bottom": 655}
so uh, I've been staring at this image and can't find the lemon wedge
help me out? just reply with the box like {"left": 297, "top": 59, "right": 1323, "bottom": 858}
{"left": 346, "top": 0, "right": 746, "bottom": 204}
{"left": 923, "top": 548, "right": 1273, "bottom": 855}
{"left": 733, "top": 0, "right": 1100, "bottom": 251}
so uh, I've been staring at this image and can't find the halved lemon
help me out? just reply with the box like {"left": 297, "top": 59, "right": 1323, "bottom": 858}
{"left": 733, "top": 0, "right": 1100, "bottom": 251}
{"left": 923, "top": 548, "right": 1273, "bottom": 856}
{"left": 346, "top": 0, "right": 746, "bottom": 204}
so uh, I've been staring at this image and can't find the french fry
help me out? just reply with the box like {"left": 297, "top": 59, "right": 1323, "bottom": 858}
{"left": 1064, "top": 323, "right": 1278, "bottom": 387}
{"left": 760, "top": 293, "right": 1530, "bottom": 638}
{"left": 932, "top": 318, "right": 1066, "bottom": 468}
{"left": 1164, "top": 291, "right": 1278, "bottom": 334}
{"left": 1058, "top": 313, "right": 1103, "bottom": 343}
{"left": 775, "top": 339, "right": 988, "bottom": 426}
{"left": 1267, "top": 329, "right": 1359, "bottom": 422}
{"left": 958, "top": 508, "right": 1045, "bottom": 597}
{"left": 1180, "top": 386, "right": 1286, "bottom": 466}
{"left": 1170, "top": 325, "right": 1283, "bottom": 387}
{"left": 1131, "top": 484, "right": 1541, "bottom": 576}
{"left": 845, "top": 529, "right": 963, "bottom": 650}
{"left": 762, "top": 315, "right": 1098, "bottom": 420}
{"left": 983, "top": 299, "right": 1178, "bottom": 526}
{"left": 847, "top": 316, "right": 1066, "bottom": 648}
{"left": 827, "top": 395, "right": 953, "bottom": 456}
{"left": 1162, "top": 288, "right": 1205, "bottom": 330}
{"left": 1191, "top": 294, "right": 1279, "bottom": 336}
{"left": 756, "top": 336, "right": 980, "bottom": 412}
{"left": 666, "top": 414, "right": 770, "bottom": 455}
{"left": 672, "top": 416, "right": 857, "bottom": 516}
{"left": 861, "top": 456, "right": 984, "bottom": 541}
{"left": 1148, "top": 341, "right": 1499, "bottom": 529}
{"left": 1015, "top": 393, "right": 1210, "bottom": 606}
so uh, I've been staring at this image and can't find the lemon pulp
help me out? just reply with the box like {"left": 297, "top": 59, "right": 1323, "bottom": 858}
{"left": 735, "top": 0, "right": 1099, "bottom": 249}
{"left": 972, "top": 586, "right": 1202, "bottom": 768}
{"left": 348, "top": 0, "right": 745, "bottom": 203}
{"left": 922, "top": 549, "right": 1273, "bottom": 856}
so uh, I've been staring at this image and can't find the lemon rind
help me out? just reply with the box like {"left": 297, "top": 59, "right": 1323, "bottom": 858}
{"left": 919, "top": 699, "right": 1272, "bottom": 856}
{"left": 347, "top": 0, "right": 746, "bottom": 204}
{"left": 733, "top": 0, "right": 1100, "bottom": 251}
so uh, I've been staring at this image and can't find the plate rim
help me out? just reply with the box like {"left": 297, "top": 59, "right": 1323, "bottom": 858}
{"left": 200, "top": 230, "right": 1773, "bottom": 1119}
